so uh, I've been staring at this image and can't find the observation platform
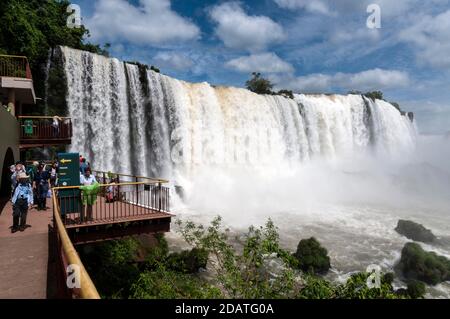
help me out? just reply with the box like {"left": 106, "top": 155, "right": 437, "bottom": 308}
{"left": 0, "top": 171, "right": 173, "bottom": 299}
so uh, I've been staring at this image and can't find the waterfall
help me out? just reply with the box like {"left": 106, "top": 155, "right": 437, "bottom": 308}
{"left": 60, "top": 47, "right": 417, "bottom": 182}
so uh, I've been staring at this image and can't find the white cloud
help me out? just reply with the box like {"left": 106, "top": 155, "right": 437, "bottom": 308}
{"left": 226, "top": 53, "right": 294, "bottom": 74}
{"left": 86, "top": 0, "right": 200, "bottom": 45}
{"left": 209, "top": 2, "right": 286, "bottom": 52}
{"left": 274, "top": 0, "right": 332, "bottom": 15}
{"left": 273, "top": 68, "right": 410, "bottom": 92}
{"left": 153, "top": 52, "right": 193, "bottom": 70}
{"left": 399, "top": 10, "right": 450, "bottom": 69}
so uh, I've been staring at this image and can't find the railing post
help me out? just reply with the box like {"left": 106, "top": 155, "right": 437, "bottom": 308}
{"left": 135, "top": 176, "right": 139, "bottom": 205}
{"left": 158, "top": 182, "right": 162, "bottom": 211}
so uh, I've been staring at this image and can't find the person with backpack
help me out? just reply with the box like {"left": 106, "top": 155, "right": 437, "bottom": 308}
{"left": 11, "top": 173, "right": 33, "bottom": 233}
{"left": 33, "top": 164, "right": 50, "bottom": 211}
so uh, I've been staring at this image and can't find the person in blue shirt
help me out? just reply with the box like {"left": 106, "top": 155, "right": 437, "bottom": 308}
{"left": 11, "top": 173, "right": 33, "bottom": 233}
{"left": 33, "top": 164, "right": 50, "bottom": 211}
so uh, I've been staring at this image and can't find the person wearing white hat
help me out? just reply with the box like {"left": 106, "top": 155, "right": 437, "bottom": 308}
{"left": 11, "top": 172, "right": 33, "bottom": 233}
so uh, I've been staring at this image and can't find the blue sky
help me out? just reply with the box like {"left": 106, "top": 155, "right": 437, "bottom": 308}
{"left": 73, "top": 0, "right": 450, "bottom": 134}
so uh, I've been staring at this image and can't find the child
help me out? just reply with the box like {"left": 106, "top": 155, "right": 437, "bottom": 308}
{"left": 11, "top": 173, "right": 33, "bottom": 233}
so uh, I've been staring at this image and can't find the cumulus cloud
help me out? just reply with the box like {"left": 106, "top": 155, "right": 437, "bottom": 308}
{"left": 86, "top": 0, "right": 200, "bottom": 45}
{"left": 153, "top": 52, "right": 193, "bottom": 70}
{"left": 209, "top": 2, "right": 286, "bottom": 52}
{"left": 226, "top": 53, "right": 294, "bottom": 74}
{"left": 273, "top": 68, "right": 410, "bottom": 92}
{"left": 399, "top": 10, "right": 450, "bottom": 69}
{"left": 273, "top": 0, "right": 332, "bottom": 15}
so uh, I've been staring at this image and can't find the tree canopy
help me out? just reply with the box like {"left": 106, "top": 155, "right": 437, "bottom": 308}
{"left": 246, "top": 72, "right": 274, "bottom": 95}
{"left": 0, "top": 0, "right": 106, "bottom": 68}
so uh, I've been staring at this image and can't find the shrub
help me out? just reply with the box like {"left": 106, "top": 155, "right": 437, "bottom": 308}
{"left": 166, "top": 248, "right": 209, "bottom": 274}
{"left": 364, "top": 91, "right": 384, "bottom": 101}
{"left": 397, "top": 242, "right": 450, "bottom": 285}
{"left": 246, "top": 72, "right": 274, "bottom": 95}
{"left": 407, "top": 280, "right": 426, "bottom": 299}
{"left": 130, "top": 265, "right": 222, "bottom": 299}
{"left": 293, "top": 237, "right": 331, "bottom": 274}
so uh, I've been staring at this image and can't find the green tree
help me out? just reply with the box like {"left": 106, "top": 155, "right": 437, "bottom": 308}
{"left": 246, "top": 72, "right": 274, "bottom": 95}
{"left": 364, "top": 91, "right": 384, "bottom": 101}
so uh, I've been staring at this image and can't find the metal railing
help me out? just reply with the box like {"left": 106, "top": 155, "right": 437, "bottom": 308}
{"left": 54, "top": 182, "right": 170, "bottom": 227}
{"left": 51, "top": 170, "right": 172, "bottom": 298}
{"left": 52, "top": 189, "right": 100, "bottom": 299}
{"left": 18, "top": 116, "right": 72, "bottom": 141}
{"left": 92, "top": 170, "right": 169, "bottom": 185}
{"left": 0, "top": 54, "right": 32, "bottom": 79}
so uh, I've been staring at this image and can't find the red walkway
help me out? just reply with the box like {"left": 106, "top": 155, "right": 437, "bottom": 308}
{"left": 0, "top": 199, "right": 52, "bottom": 299}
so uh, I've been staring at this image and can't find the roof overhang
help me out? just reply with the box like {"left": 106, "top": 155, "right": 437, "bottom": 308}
{"left": 0, "top": 76, "right": 36, "bottom": 105}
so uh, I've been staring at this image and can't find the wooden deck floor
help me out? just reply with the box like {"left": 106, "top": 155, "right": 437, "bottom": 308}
{"left": 0, "top": 195, "right": 173, "bottom": 298}
{"left": 62, "top": 196, "right": 173, "bottom": 229}
{"left": 0, "top": 198, "right": 52, "bottom": 299}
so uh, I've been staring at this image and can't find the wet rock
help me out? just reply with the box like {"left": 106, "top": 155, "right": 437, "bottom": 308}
{"left": 395, "top": 220, "right": 436, "bottom": 243}
{"left": 397, "top": 242, "right": 450, "bottom": 285}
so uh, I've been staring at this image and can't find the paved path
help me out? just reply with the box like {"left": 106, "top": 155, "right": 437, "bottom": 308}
{"left": 0, "top": 199, "right": 52, "bottom": 299}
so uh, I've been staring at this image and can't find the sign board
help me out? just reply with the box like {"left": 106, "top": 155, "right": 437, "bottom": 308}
{"left": 57, "top": 152, "right": 81, "bottom": 215}
{"left": 24, "top": 120, "right": 33, "bottom": 135}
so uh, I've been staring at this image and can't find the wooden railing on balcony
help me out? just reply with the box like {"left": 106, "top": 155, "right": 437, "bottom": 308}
{"left": 51, "top": 172, "right": 173, "bottom": 298}
{"left": 18, "top": 116, "right": 72, "bottom": 145}
{"left": 52, "top": 190, "right": 101, "bottom": 299}
{"left": 56, "top": 182, "right": 170, "bottom": 227}
{"left": 0, "top": 54, "right": 32, "bottom": 79}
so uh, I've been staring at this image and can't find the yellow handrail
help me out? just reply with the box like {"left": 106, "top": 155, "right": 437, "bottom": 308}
{"left": 92, "top": 170, "right": 169, "bottom": 184}
{"left": 53, "top": 181, "right": 152, "bottom": 191}
{"left": 0, "top": 54, "right": 29, "bottom": 60}
{"left": 52, "top": 190, "right": 100, "bottom": 299}
{"left": 17, "top": 116, "right": 71, "bottom": 120}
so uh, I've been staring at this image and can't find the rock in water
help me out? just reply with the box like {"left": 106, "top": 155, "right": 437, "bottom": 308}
{"left": 397, "top": 242, "right": 450, "bottom": 285}
{"left": 395, "top": 220, "right": 436, "bottom": 243}
{"left": 294, "top": 237, "right": 331, "bottom": 274}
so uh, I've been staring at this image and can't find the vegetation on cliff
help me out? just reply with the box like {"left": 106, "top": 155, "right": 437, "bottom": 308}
{"left": 397, "top": 242, "right": 450, "bottom": 285}
{"left": 79, "top": 217, "right": 425, "bottom": 299}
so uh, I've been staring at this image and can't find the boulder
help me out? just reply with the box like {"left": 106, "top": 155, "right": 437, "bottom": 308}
{"left": 395, "top": 220, "right": 436, "bottom": 243}
{"left": 293, "top": 237, "right": 331, "bottom": 274}
{"left": 406, "top": 280, "right": 426, "bottom": 298}
{"left": 397, "top": 242, "right": 450, "bottom": 285}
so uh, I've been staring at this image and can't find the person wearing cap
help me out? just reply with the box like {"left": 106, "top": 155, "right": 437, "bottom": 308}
{"left": 11, "top": 163, "right": 26, "bottom": 191}
{"left": 11, "top": 172, "right": 33, "bottom": 233}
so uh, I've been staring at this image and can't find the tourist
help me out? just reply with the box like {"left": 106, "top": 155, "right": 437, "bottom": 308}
{"left": 33, "top": 164, "right": 50, "bottom": 211}
{"left": 80, "top": 168, "right": 96, "bottom": 185}
{"left": 49, "top": 162, "right": 58, "bottom": 187}
{"left": 79, "top": 155, "right": 83, "bottom": 164}
{"left": 52, "top": 116, "right": 61, "bottom": 137}
{"left": 80, "top": 158, "right": 89, "bottom": 175}
{"left": 80, "top": 168, "right": 97, "bottom": 222}
{"left": 11, "top": 162, "right": 26, "bottom": 191}
{"left": 11, "top": 172, "right": 33, "bottom": 233}
{"left": 106, "top": 178, "right": 118, "bottom": 203}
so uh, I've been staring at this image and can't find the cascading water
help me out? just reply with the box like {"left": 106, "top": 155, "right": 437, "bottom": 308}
{"left": 61, "top": 46, "right": 416, "bottom": 181}
{"left": 59, "top": 47, "right": 450, "bottom": 297}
